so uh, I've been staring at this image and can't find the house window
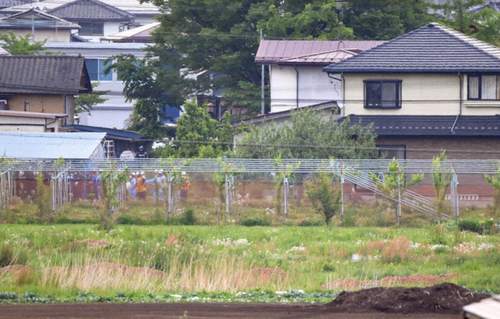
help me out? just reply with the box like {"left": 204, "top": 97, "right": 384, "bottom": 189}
{"left": 85, "top": 59, "right": 112, "bottom": 81}
{"left": 79, "top": 22, "right": 104, "bottom": 36}
{"left": 378, "top": 145, "right": 406, "bottom": 160}
{"left": 468, "top": 75, "right": 500, "bottom": 100}
{"left": 365, "top": 80, "right": 402, "bottom": 109}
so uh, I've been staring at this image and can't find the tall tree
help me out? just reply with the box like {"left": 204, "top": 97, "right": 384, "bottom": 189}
{"left": 343, "top": 0, "right": 435, "bottom": 40}
{"left": 438, "top": 0, "right": 500, "bottom": 46}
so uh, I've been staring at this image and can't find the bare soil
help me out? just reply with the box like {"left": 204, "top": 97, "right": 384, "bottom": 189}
{"left": 0, "top": 283, "right": 488, "bottom": 319}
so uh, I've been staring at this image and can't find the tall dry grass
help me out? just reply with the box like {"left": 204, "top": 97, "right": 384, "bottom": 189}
{"left": 37, "top": 250, "right": 288, "bottom": 293}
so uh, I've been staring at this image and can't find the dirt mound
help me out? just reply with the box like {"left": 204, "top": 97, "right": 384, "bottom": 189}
{"left": 324, "top": 274, "right": 458, "bottom": 290}
{"left": 326, "top": 282, "right": 489, "bottom": 314}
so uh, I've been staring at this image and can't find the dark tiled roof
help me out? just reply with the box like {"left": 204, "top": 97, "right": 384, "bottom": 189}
{"left": 255, "top": 40, "right": 384, "bottom": 65}
{"left": 47, "top": 0, "right": 133, "bottom": 22}
{"left": 0, "top": 56, "right": 91, "bottom": 94}
{"left": 0, "top": 8, "right": 79, "bottom": 30}
{"left": 324, "top": 23, "right": 500, "bottom": 74}
{"left": 340, "top": 115, "right": 500, "bottom": 137}
{"left": 0, "top": 0, "right": 32, "bottom": 9}
{"left": 64, "top": 124, "right": 147, "bottom": 141}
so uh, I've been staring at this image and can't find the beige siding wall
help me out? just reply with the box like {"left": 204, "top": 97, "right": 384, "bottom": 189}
{"left": 8, "top": 95, "right": 66, "bottom": 114}
{"left": 4, "top": 29, "right": 72, "bottom": 42}
{"left": 343, "top": 73, "right": 500, "bottom": 116}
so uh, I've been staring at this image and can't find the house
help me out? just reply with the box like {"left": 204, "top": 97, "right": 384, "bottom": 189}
{"left": 46, "top": 0, "right": 135, "bottom": 42}
{"left": 0, "top": 55, "right": 91, "bottom": 128}
{"left": 44, "top": 41, "right": 148, "bottom": 129}
{"left": 0, "top": 8, "right": 79, "bottom": 42}
{"left": 0, "top": 0, "right": 159, "bottom": 36}
{"left": 255, "top": 40, "right": 384, "bottom": 113}
{"left": 323, "top": 22, "right": 500, "bottom": 160}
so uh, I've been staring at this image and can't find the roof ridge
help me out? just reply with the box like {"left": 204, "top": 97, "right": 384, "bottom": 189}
{"left": 431, "top": 22, "right": 500, "bottom": 60}
{"left": 281, "top": 48, "right": 357, "bottom": 61}
{"left": 47, "top": 0, "right": 134, "bottom": 19}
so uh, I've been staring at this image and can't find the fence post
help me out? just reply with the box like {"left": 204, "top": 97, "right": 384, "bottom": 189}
{"left": 167, "top": 172, "right": 172, "bottom": 221}
{"left": 397, "top": 172, "right": 402, "bottom": 225}
{"left": 225, "top": 172, "right": 230, "bottom": 221}
{"left": 340, "top": 162, "right": 344, "bottom": 220}
{"left": 451, "top": 173, "right": 459, "bottom": 221}
{"left": 283, "top": 176, "right": 288, "bottom": 223}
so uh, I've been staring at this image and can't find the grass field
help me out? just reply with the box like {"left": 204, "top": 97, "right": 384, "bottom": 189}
{"left": 0, "top": 223, "right": 499, "bottom": 303}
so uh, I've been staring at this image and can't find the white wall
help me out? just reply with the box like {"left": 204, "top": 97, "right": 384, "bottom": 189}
{"left": 269, "top": 65, "right": 340, "bottom": 113}
{"left": 343, "top": 73, "right": 500, "bottom": 116}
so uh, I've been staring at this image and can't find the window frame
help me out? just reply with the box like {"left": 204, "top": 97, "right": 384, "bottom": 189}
{"left": 364, "top": 80, "right": 402, "bottom": 109}
{"left": 79, "top": 22, "right": 104, "bottom": 36}
{"left": 85, "top": 58, "right": 113, "bottom": 82}
{"left": 467, "top": 74, "right": 500, "bottom": 101}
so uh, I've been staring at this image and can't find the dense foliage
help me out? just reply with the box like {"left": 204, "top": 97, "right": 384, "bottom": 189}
{"left": 235, "top": 108, "right": 379, "bottom": 159}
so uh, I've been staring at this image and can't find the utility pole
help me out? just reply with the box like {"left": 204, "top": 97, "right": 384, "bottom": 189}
{"left": 260, "top": 29, "right": 265, "bottom": 115}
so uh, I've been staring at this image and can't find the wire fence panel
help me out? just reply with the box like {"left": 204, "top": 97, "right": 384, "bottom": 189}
{"left": 0, "top": 158, "right": 499, "bottom": 223}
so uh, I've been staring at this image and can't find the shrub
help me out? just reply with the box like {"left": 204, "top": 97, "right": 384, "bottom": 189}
{"left": 0, "top": 244, "right": 14, "bottom": 267}
{"left": 241, "top": 217, "right": 271, "bottom": 226}
{"left": 117, "top": 215, "right": 145, "bottom": 225}
{"left": 182, "top": 208, "right": 197, "bottom": 225}
{"left": 322, "top": 263, "right": 335, "bottom": 272}
{"left": 458, "top": 218, "right": 482, "bottom": 233}
{"left": 298, "top": 219, "right": 324, "bottom": 227}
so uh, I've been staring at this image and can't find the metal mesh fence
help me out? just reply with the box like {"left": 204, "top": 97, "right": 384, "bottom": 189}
{"left": 0, "top": 158, "right": 499, "bottom": 223}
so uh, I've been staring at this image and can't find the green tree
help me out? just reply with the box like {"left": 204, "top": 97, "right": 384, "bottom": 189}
{"left": 92, "top": 163, "right": 129, "bottom": 230}
{"left": 74, "top": 83, "right": 108, "bottom": 115}
{"left": 235, "top": 108, "right": 379, "bottom": 159}
{"left": 160, "top": 101, "right": 234, "bottom": 158}
{"left": 431, "top": 150, "right": 452, "bottom": 217}
{"left": 106, "top": 53, "right": 193, "bottom": 138}
{"left": 0, "top": 31, "right": 48, "bottom": 55}
{"left": 438, "top": 0, "right": 500, "bottom": 46}
{"left": 484, "top": 163, "right": 500, "bottom": 215}
{"left": 306, "top": 173, "right": 341, "bottom": 225}
{"left": 343, "top": 0, "right": 435, "bottom": 40}
{"left": 371, "top": 158, "right": 424, "bottom": 224}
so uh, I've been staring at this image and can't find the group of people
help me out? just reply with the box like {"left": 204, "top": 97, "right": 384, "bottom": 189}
{"left": 128, "top": 170, "right": 166, "bottom": 201}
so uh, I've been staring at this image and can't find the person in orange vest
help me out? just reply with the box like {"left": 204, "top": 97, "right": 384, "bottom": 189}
{"left": 136, "top": 171, "right": 147, "bottom": 200}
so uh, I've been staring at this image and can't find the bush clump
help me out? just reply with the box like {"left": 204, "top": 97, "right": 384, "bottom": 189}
{"left": 182, "top": 208, "right": 197, "bottom": 225}
{"left": 458, "top": 218, "right": 497, "bottom": 234}
{"left": 240, "top": 218, "right": 271, "bottom": 226}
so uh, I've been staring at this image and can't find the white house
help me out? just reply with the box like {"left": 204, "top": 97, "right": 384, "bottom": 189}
{"left": 255, "top": 40, "right": 383, "bottom": 113}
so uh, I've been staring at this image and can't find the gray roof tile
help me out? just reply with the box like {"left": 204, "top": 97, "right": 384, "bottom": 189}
{"left": 0, "top": 55, "right": 91, "bottom": 94}
{"left": 324, "top": 23, "right": 500, "bottom": 74}
{"left": 47, "top": 0, "right": 133, "bottom": 21}
{"left": 341, "top": 115, "right": 500, "bottom": 137}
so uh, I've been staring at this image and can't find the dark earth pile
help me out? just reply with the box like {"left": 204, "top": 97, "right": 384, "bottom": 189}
{"left": 326, "top": 282, "right": 490, "bottom": 314}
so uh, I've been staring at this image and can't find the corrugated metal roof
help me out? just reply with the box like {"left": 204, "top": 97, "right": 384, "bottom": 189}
{"left": 255, "top": 40, "right": 384, "bottom": 64}
{"left": 63, "top": 124, "right": 147, "bottom": 141}
{"left": 0, "top": 132, "right": 106, "bottom": 159}
{"left": 0, "top": 55, "right": 90, "bottom": 95}
{"left": 324, "top": 23, "right": 500, "bottom": 74}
